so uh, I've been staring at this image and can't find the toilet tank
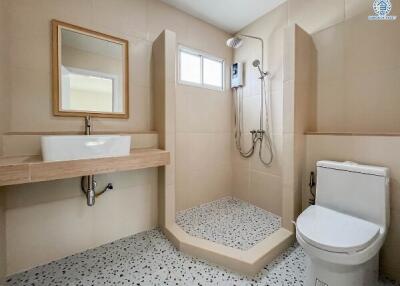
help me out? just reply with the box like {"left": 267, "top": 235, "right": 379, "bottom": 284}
{"left": 316, "top": 161, "right": 390, "bottom": 228}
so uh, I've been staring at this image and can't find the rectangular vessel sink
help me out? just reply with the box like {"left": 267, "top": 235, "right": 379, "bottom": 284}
{"left": 41, "top": 135, "right": 131, "bottom": 162}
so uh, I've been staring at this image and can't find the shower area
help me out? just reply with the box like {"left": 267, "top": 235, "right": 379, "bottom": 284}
{"left": 154, "top": 14, "right": 316, "bottom": 274}
{"left": 175, "top": 32, "right": 282, "bottom": 251}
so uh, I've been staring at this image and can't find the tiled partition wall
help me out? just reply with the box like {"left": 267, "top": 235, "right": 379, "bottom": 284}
{"left": 303, "top": 135, "right": 400, "bottom": 281}
{"left": 153, "top": 30, "right": 176, "bottom": 228}
{"left": 282, "top": 25, "right": 316, "bottom": 231}
{"left": 0, "top": 0, "right": 8, "bottom": 278}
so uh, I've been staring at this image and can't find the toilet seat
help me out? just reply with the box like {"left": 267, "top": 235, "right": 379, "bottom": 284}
{"left": 297, "top": 205, "right": 381, "bottom": 254}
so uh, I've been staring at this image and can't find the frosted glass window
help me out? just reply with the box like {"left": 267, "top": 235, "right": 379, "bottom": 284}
{"left": 180, "top": 51, "right": 201, "bottom": 84}
{"left": 178, "top": 46, "right": 224, "bottom": 91}
{"left": 203, "top": 58, "right": 223, "bottom": 88}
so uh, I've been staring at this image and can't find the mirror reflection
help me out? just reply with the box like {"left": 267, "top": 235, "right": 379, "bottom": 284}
{"left": 61, "top": 29, "right": 123, "bottom": 113}
{"left": 53, "top": 20, "right": 129, "bottom": 118}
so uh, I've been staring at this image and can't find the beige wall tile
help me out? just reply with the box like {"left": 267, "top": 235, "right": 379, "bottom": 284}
{"left": 344, "top": 68, "right": 400, "bottom": 133}
{"left": 249, "top": 134, "right": 283, "bottom": 177}
{"left": 343, "top": 12, "right": 400, "bottom": 76}
{"left": 131, "top": 39, "right": 153, "bottom": 88}
{"left": 146, "top": 0, "right": 189, "bottom": 42}
{"left": 281, "top": 185, "right": 295, "bottom": 231}
{"left": 270, "top": 89, "right": 284, "bottom": 135}
{"left": 288, "top": 0, "right": 345, "bottom": 34}
{"left": 184, "top": 18, "right": 232, "bottom": 60}
{"left": 176, "top": 163, "right": 232, "bottom": 211}
{"left": 344, "top": 0, "right": 371, "bottom": 20}
{"left": 282, "top": 133, "right": 295, "bottom": 188}
{"left": 241, "top": 3, "right": 288, "bottom": 41}
{"left": 175, "top": 86, "right": 232, "bottom": 133}
{"left": 249, "top": 170, "right": 282, "bottom": 216}
{"left": 231, "top": 137, "right": 251, "bottom": 171}
{"left": 283, "top": 25, "right": 295, "bottom": 83}
{"left": 5, "top": 168, "right": 158, "bottom": 275}
{"left": 283, "top": 80, "right": 294, "bottom": 134}
{"left": 294, "top": 83, "right": 315, "bottom": 133}
{"left": 232, "top": 167, "right": 250, "bottom": 200}
{"left": 92, "top": 0, "right": 147, "bottom": 39}
{"left": 316, "top": 79, "right": 346, "bottom": 132}
{"left": 175, "top": 132, "right": 232, "bottom": 211}
{"left": 309, "top": 0, "right": 400, "bottom": 134}
{"left": 8, "top": 35, "right": 51, "bottom": 73}
{"left": 5, "top": 0, "right": 92, "bottom": 39}
{"left": 312, "top": 23, "right": 345, "bottom": 82}
{"left": 42, "top": 0, "right": 94, "bottom": 31}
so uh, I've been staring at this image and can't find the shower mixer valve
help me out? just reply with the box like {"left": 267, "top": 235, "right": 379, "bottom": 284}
{"left": 250, "top": 129, "right": 265, "bottom": 139}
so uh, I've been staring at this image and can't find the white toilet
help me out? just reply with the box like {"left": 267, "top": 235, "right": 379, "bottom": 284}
{"left": 296, "top": 161, "right": 390, "bottom": 286}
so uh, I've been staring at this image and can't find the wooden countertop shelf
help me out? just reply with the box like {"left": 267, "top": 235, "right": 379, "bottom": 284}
{"left": 0, "top": 148, "right": 170, "bottom": 187}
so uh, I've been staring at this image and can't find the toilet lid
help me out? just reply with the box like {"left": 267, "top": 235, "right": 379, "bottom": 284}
{"left": 296, "top": 205, "right": 381, "bottom": 253}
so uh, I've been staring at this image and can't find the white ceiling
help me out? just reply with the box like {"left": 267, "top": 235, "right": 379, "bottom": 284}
{"left": 160, "top": 0, "right": 287, "bottom": 33}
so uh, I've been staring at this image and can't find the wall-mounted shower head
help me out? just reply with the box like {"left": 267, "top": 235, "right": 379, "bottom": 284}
{"left": 226, "top": 36, "right": 243, "bottom": 49}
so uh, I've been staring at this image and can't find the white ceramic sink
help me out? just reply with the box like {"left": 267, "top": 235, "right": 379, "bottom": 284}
{"left": 41, "top": 135, "right": 131, "bottom": 162}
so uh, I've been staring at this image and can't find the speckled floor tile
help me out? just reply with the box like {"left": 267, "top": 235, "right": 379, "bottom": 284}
{"left": 5, "top": 228, "right": 398, "bottom": 286}
{"left": 4, "top": 229, "right": 299, "bottom": 286}
{"left": 176, "top": 196, "right": 282, "bottom": 250}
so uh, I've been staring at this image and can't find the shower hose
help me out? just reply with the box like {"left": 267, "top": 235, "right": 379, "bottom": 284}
{"left": 233, "top": 75, "right": 273, "bottom": 167}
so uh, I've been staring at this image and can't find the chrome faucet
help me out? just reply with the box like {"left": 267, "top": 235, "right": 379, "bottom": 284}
{"left": 85, "top": 115, "right": 92, "bottom": 135}
{"left": 83, "top": 115, "right": 94, "bottom": 205}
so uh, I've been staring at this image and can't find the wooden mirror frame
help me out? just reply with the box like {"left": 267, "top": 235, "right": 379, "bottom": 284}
{"left": 52, "top": 20, "right": 129, "bottom": 119}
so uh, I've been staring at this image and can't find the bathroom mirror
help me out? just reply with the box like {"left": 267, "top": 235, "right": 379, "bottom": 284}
{"left": 52, "top": 20, "right": 129, "bottom": 118}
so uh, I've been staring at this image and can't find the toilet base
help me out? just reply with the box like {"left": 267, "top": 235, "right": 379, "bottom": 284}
{"left": 304, "top": 254, "right": 379, "bottom": 286}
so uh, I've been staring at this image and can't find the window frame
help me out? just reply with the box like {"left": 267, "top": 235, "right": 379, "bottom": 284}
{"left": 61, "top": 66, "right": 121, "bottom": 113}
{"left": 178, "top": 45, "right": 225, "bottom": 91}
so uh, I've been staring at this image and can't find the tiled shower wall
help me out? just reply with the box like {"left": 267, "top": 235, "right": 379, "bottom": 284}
{"left": 232, "top": 3, "right": 288, "bottom": 217}
{"left": 175, "top": 80, "right": 233, "bottom": 211}
{"left": 174, "top": 25, "right": 233, "bottom": 212}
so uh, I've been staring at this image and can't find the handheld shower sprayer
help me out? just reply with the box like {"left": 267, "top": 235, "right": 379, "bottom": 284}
{"left": 252, "top": 59, "right": 269, "bottom": 79}
{"left": 227, "top": 33, "right": 274, "bottom": 167}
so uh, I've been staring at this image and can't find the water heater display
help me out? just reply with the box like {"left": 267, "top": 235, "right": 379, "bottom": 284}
{"left": 231, "top": 62, "right": 243, "bottom": 88}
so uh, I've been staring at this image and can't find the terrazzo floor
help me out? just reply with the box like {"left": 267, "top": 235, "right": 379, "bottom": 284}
{"left": 5, "top": 229, "right": 399, "bottom": 286}
{"left": 176, "top": 197, "right": 281, "bottom": 250}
